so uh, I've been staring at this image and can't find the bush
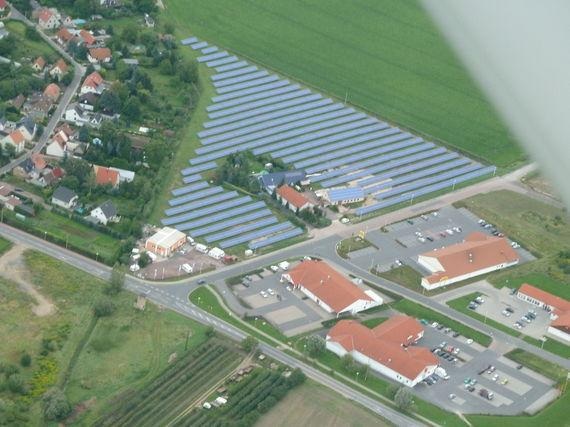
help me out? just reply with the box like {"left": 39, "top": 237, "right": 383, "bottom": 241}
{"left": 394, "top": 387, "right": 413, "bottom": 411}
{"left": 93, "top": 299, "right": 116, "bottom": 318}
{"left": 19, "top": 353, "right": 31, "bottom": 368}
{"left": 42, "top": 388, "right": 71, "bottom": 421}
{"left": 241, "top": 336, "right": 258, "bottom": 352}
{"left": 6, "top": 374, "right": 26, "bottom": 395}
{"left": 305, "top": 335, "right": 326, "bottom": 357}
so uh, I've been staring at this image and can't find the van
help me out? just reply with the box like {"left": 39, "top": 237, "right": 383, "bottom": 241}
{"left": 182, "top": 263, "right": 193, "bottom": 274}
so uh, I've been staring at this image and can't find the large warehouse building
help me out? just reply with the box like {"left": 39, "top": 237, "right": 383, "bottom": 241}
{"left": 417, "top": 232, "right": 519, "bottom": 290}
{"left": 326, "top": 316, "right": 438, "bottom": 387}
{"left": 145, "top": 227, "right": 187, "bottom": 257}
{"left": 281, "top": 260, "right": 382, "bottom": 316}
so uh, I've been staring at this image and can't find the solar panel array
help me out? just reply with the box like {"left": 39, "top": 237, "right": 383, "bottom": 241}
{"left": 161, "top": 36, "right": 494, "bottom": 252}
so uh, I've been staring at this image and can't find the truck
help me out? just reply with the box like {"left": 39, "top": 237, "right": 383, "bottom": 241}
{"left": 435, "top": 367, "right": 450, "bottom": 380}
{"left": 195, "top": 243, "right": 208, "bottom": 254}
{"left": 479, "top": 389, "right": 494, "bottom": 400}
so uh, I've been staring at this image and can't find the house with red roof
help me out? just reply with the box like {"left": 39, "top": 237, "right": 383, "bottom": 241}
{"left": 282, "top": 260, "right": 382, "bottom": 316}
{"left": 326, "top": 316, "right": 438, "bottom": 387}
{"left": 80, "top": 71, "right": 105, "bottom": 95}
{"left": 2, "top": 130, "right": 26, "bottom": 154}
{"left": 50, "top": 59, "right": 68, "bottom": 79}
{"left": 79, "top": 29, "right": 96, "bottom": 47}
{"left": 93, "top": 165, "right": 120, "bottom": 187}
{"left": 417, "top": 232, "right": 519, "bottom": 290}
{"left": 56, "top": 27, "right": 74, "bottom": 45}
{"left": 88, "top": 47, "right": 112, "bottom": 64}
{"left": 517, "top": 284, "right": 570, "bottom": 343}
{"left": 43, "top": 83, "right": 61, "bottom": 101}
{"left": 37, "top": 9, "right": 60, "bottom": 30}
{"left": 276, "top": 185, "right": 313, "bottom": 212}
{"left": 0, "top": 0, "right": 8, "bottom": 13}
{"left": 32, "top": 57, "right": 46, "bottom": 73}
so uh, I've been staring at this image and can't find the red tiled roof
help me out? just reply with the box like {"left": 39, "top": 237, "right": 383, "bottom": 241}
{"left": 52, "top": 167, "right": 64, "bottom": 178}
{"left": 328, "top": 317, "right": 438, "bottom": 381}
{"left": 276, "top": 185, "right": 311, "bottom": 209}
{"left": 285, "top": 260, "right": 372, "bottom": 313}
{"left": 518, "top": 284, "right": 570, "bottom": 316}
{"left": 0, "top": 0, "right": 7, "bottom": 9}
{"left": 420, "top": 232, "right": 519, "bottom": 284}
{"left": 0, "top": 184, "right": 13, "bottom": 197}
{"left": 89, "top": 47, "right": 111, "bottom": 61}
{"left": 43, "top": 83, "right": 61, "bottom": 100}
{"left": 31, "top": 153, "right": 47, "bottom": 170}
{"left": 8, "top": 130, "right": 25, "bottom": 145}
{"left": 34, "top": 57, "right": 46, "bottom": 69}
{"left": 82, "top": 71, "right": 103, "bottom": 89}
{"left": 57, "top": 27, "right": 74, "bottom": 42}
{"left": 93, "top": 165, "right": 119, "bottom": 186}
{"left": 53, "top": 58, "right": 68, "bottom": 73}
{"left": 79, "top": 29, "right": 96, "bottom": 46}
{"left": 38, "top": 9, "right": 53, "bottom": 23}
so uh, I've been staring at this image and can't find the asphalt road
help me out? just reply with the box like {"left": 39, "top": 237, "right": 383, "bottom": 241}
{"left": 0, "top": 7, "right": 85, "bottom": 176}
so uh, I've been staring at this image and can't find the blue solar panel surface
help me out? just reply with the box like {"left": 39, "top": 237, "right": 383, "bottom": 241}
{"left": 205, "top": 217, "right": 279, "bottom": 243}
{"left": 207, "top": 85, "right": 300, "bottom": 112}
{"left": 174, "top": 202, "right": 266, "bottom": 231}
{"left": 163, "top": 197, "right": 253, "bottom": 225}
{"left": 190, "top": 41, "right": 208, "bottom": 50}
{"left": 214, "top": 61, "right": 248, "bottom": 73}
{"left": 197, "top": 51, "right": 228, "bottom": 63}
{"left": 206, "top": 56, "right": 238, "bottom": 67}
{"left": 201, "top": 46, "right": 218, "bottom": 54}
{"left": 189, "top": 209, "right": 273, "bottom": 237}
{"left": 212, "top": 80, "right": 290, "bottom": 103}
{"left": 182, "top": 174, "right": 202, "bottom": 184}
{"left": 170, "top": 181, "right": 209, "bottom": 196}
{"left": 168, "top": 187, "right": 225, "bottom": 207}
{"left": 214, "top": 71, "right": 269, "bottom": 88}
{"left": 216, "top": 75, "right": 280, "bottom": 94}
{"left": 167, "top": 192, "right": 237, "bottom": 214}
{"left": 181, "top": 37, "right": 198, "bottom": 45}
{"left": 249, "top": 228, "right": 304, "bottom": 250}
{"left": 219, "top": 222, "right": 293, "bottom": 249}
{"left": 181, "top": 162, "right": 217, "bottom": 176}
{"left": 211, "top": 66, "right": 258, "bottom": 82}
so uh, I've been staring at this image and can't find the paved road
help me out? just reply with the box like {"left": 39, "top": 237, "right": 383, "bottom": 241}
{"left": 0, "top": 7, "right": 85, "bottom": 175}
{"left": 0, "top": 223, "right": 421, "bottom": 427}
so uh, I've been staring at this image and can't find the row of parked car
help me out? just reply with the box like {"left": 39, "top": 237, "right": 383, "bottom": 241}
{"left": 513, "top": 309, "right": 537, "bottom": 329}
{"left": 468, "top": 295, "right": 485, "bottom": 310}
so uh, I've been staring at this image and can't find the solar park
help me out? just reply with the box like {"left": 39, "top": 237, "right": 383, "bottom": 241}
{"left": 165, "top": 37, "right": 496, "bottom": 250}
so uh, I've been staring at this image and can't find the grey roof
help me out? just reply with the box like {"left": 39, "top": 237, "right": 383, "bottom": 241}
{"left": 259, "top": 170, "right": 306, "bottom": 189}
{"left": 53, "top": 186, "right": 77, "bottom": 203}
{"left": 98, "top": 200, "right": 117, "bottom": 218}
{"left": 18, "top": 117, "right": 36, "bottom": 135}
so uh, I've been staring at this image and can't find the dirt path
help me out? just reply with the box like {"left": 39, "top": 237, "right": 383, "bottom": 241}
{"left": 0, "top": 244, "right": 56, "bottom": 316}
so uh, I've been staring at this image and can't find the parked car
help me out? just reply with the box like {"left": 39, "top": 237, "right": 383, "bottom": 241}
{"left": 260, "top": 291, "right": 268, "bottom": 298}
{"left": 467, "top": 385, "right": 476, "bottom": 392}
{"left": 466, "top": 338, "right": 474, "bottom": 345}
{"left": 426, "top": 236, "right": 434, "bottom": 242}
{"left": 452, "top": 331, "right": 460, "bottom": 338}
{"left": 475, "top": 296, "right": 485, "bottom": 304}
{"left": 505, "top": 307, "right": 514, "bottom": 313}
{"left": 267, "top": 288, "right": 275, "bottom": 296}
{"left": 445, "top": 229, "right": 454, "bottom": 235}
{"left": 479, "top": 389, "right": 494, "bottom": 400}
{"left": 487, "top": 366, "right": 496, "bottom": 374}
{"left": 197, "top": 279, "right": 206, "bottom": 285}
{"left": 502, "top": 309, "right": 511, "bottom": 317}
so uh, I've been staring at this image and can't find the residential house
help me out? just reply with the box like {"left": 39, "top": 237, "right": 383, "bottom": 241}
{"left": 326, "top": 316, "right": 438, "bottom": 387}
{"left": 50, "top": 59, "right": 68, "bottom": 79}
{"left": 43, "top": 83, "right": 61, "bottom": 101}
{"left": 10, "top": 94, "right": 26, "bottom": 111}
{"left": 46, "top": 132, "right": 68, "bottom": 158}
{"left": 0, "top": 184, "right": 13, "bottom": 203}
{"left": 281, "top": 260, "right": 383, "bottom": 316}
{"left": 88, "top": 47, "right": 112, "bottom": 64}
{"left": 417, "top": 232, "right": 520, "bottom": 290}
{"left": 17, "top": 117, "right": 37, "bottom": 141}
{"left": 56, "top": 27, "right": 74, "bottom": 45}
{"left": 2, "top": 130, "right": 25, "bottom": 154}
{"left": 79, "top": 29, "right": 96, "bottom": 47}
{"left": 93, "top": 165, "right": 135, "bottom": 187}
{"left": 38, "top": 9, "right": 60, "bottom": 30}
{"left": 0, "top": 0, "right": 8, "bottom": 14}
{"left": 80, "top": 71, "right": 105, "bottom": 95}
{"left": 144, "top": 13, "right": 155, "bottom": 28}
{"left": 4, "top": 196, "right": 22, "bottom": 211}
{"left": 0, "top": 22, "right": 8, "bottom": 40}
{"left": 51, "top": 186, "right": 78, "bottom": 210}
{"left": 32, "top": 57, "right": 46, "bottom": 73}
{"left": 64, "top": 104, "right": 86, "bottom": 126}
{"left": 23, "top": 93, "right": 53, "bottom": 121}
{"left": 276, "top": 185, "right": 313, "bottom": 212}
{"left": 259, "top": 170, "right": 306, "bottom": 194}
{"left": 78, "top": 92, "right": 98, "bottom": 111}
{"left": 90, "top": 200, "right": 119, "bottom": 225}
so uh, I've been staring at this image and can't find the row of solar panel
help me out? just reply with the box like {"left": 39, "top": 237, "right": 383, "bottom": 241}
{"left": 207, "top": 84, "right": 301, "bottom": 112}
{"left": 190, "top": 209, "right": 273, "bottom": 237}
{"left": 201, "top": 46, "right": 218, "bottom": 54}
{"left": 174, "top": 201, "right": 267, "bottom": 231}
{"left": 355, "top": 167, "right": 496, "bottom": 216}
{"left": 212, "top": 80, "right": 291, "bottom": 103}
{"left": 207, "top": 56, "right": 238, "bottom": 68}
{"left": 190, "top": 41, "right": 208, "bottom": 50}
{"left": 219, "top": 222, "right": 294, "bottom": 249}
{"left": 249, "top": 228, "right": 304, "bottom": 250}
{"left": 181, "top": 161, "right": 217, "bottom": 176}
{"left": 211, "top": 66, "right": 258, "bottom": 82}
{"left": 214, "top": 70, "right": 269, "bottom": 89}
{"left": 204, "top": 216, "right": 278, "bottom": 243}
{"left": 215, "top": 60, "right": 248, "bottom": 73}
{"left": 163, "top": 196, "right": 253, "bottom": 225}
{"left": 180, "top": 37, "right": 198, "bottom": 45}
{"left": 169, "top": 186, "right": 225, "bottom": 207}
{"left": 183, "top": 174, "right": 202, "bottom": 184}
{"left": 167, "top": 192, "right": 237, "bottom": 215}
{"left": 170, "top": 181, "right": 209, "bottom": 196}
{"left": 197, "top": 51, "right": 229, "bottom": 63}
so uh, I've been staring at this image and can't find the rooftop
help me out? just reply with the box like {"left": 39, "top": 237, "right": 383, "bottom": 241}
{"left": 276, "top": 185, "right": 311, "bottom": 209}
{"left": 147, "top": 227, "right": 186, "bottom": 249}
{"left": 519, "top": 283, "right": 570, "bottom": 317}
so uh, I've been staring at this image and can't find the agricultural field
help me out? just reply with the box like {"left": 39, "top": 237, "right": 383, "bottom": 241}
{"left": 0, "top": 249, "right": 209, "bottom": 425}
{"left": 257, "top": 380, "right": 390, "bottom": 427}
{"left": 162, "top": 0, "right": 524, "bottom": 168}
{"left": 96, "top": 339, "right": 243, "bottom": 427}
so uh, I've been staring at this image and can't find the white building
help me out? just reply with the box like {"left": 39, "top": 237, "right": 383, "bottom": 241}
{"left": 326, "top": 316, "right": 438, "bottom": 387}
{"left": 208, "top": 247, "right": 225, "bottom": 260}
{"left": 145, "top": 227, "right": 186, "bottom": 257}
{"left": 90, "top": 200, "right": 119, "bottom": 225}
{"left": 51, "top": 186, "right": 78, "bottom": 210}
{"left": 281, "top": 260, "right": 382, "bottom": 316}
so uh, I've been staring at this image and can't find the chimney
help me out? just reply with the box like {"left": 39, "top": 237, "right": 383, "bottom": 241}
{"left": 468, "top": 252, "right": 473, "bottom": 263}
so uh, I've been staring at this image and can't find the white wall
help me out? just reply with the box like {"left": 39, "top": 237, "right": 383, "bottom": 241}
{"left": 547, "top": 326, "right": 570, "bottom": 343}
{"left": 421, "top": 260, "right": 519, "bottom": 290}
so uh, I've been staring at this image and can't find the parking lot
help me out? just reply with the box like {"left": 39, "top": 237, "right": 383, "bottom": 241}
{"left": 409, "top": 321, "right": 557, "bottom": 415}
{"left": 348, "top": 206, "right": 534, "bottom": 275}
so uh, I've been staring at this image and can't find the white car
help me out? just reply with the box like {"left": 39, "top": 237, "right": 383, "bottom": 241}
{"left": 492, "top": 374, "right": 499, "bottom": 382}
{"left": 511, "top": 241, "right": 520, "bottom": 248}
{"left": 340, "top": 217, "right": 350, "bottom": 224}
{"left": 267, "top": 288, "right": 275, "bottom": 296}
{"left": 415, "top": 231, "right": 423, "bottom": 237}
{"left": 453, "top": 226, "right": 462, "bottom": 233}
{"left": 395, "top": 259, "right": 403, "bottom": 266}
{"left": 418, "top": 237, "right": 426, "bottom": 243}
{"left": 452, "top": 348, "right": 460, "bottom": 355}
{"left": 466, "top": 338, "right": 474, "bottom": 345}
{"left": 445, "top": 229, "right": 454, "bottom": 235}
{"left": 286, "top": 286, "right": 292, "bottom": 291}
{"left": 270, "top": 265, "right": 279, "bottom": 272}
{"left": 431, "top": 322, "right": 439, "bottom": 328}
{"left": 502, "top": 309, "right": 511, "bottom": 317}
{"left": 260, "top": 291, "right": 268, "bottom": 298}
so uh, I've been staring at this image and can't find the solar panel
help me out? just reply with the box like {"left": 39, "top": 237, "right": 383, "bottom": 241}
{"left": 207, "top": 85, "right": 300, "bottom": 112}
{"left": 280, "top": 125, "right": 393, "bottom": 163}
{"left": 191, "top": 113, "right": 367, "bottom": 164}
{"left": 181, "top": 162, "right": 217, "bottom": 176}
{"left": 208, "top": 88, "right": 309, "bottom": 118}
{"left": 190, "top": 209, "right": 273, "bottom": 237}
{"left": 204, "top": 217, "right": 278, "bottom": 243}
{"left": 214, "top": 71, "right": 269, "bottom": 88}
{"left": 357, "top": 152, "right": 460, "bottom": 187}
{"left": 305, "top": 137, "right": 420, "bottom": 174}
{"left": 376, "top": 164, "right": 483, "bottom": 200}
{"left": 214, "top": 60, "right": 248, "bottom": 73}
{"left": 355, "top": 167, "right": 496, "bottom": 216}
{"left": 162, "top": 196, "right": 253, "bottom": 225}
{"left": 199, "top": 102, "right": 342, "bottom": 144}
{"left": 167, "top": 192, "right": 237, "bottom": 214}
{"left": 201, "top": 46, "right": 218, "bottom": 54}
{"left": 190, "top": 41, "right": 208, "bottom": 50}
{"left": 254, "top": 118, "right": 378, "bottom": 156}
{"left": 293, "top": 130, "right": 408, "bottom": 169}
{"left": 180, "top": 174, "right": 201, "bottom": 185}
{"left": 216, "top": 75, "right": 280, "bottom": 94}
{"left": 181, "top": 37, "right": 198, "bottom": 45}
{"left": 212, "top": 80, "right": 290, "bottom": 103}
{"left": 168, "top": 187, "right": 225, "bottom": 207}
{"left": 206, "top": 56, "right": 238, "bottom": 67}
{"left": 249, "top": 228, "right": 304, "bottom": 250}
{"left": 211, "top": 66, "right": 259, "bottom": 82}
{"left": 171, "top": 181, "right": 209, "bottom": 196}
{"left": 174, "top": 202, "right": 267, "bottom": 231}
{"left": 200, "top": 98, "right": 330, "bottom": 137}
{"left": 197, "top": 51, "right": 228, "bottom": 63}
{"left": 314, "top": 143, "right": 437, "bottom": 186}
{"left": 219, "top": 222, "right": 294, "bottom": 249}
{"left": 363, "top": 158, "right": 471, "bottom": 195}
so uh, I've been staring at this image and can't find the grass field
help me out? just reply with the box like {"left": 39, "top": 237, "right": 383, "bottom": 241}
{"left": 162, "top": 0, "right": 524, "bottom": 167}
{"left": 504, "top": 349, "right": 566, "bottom": 382}
{"left": 491, "top": 272, "right": 570, "bottom": 301}
{"left": 0, "top": 236, "right": 12, "bottom": 256}
{"left": 337, "top": 236, "right": 374, "bottom": 259}
{"left": 5, "top": 20, "right": 59, "bottom": 62}
{"left": 257, "top": 380, "right": 391, "bottom": 427}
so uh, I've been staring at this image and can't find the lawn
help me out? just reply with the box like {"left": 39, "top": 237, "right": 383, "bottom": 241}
{"left": 256, "top": 380, "right": 391, "bottom": 427}
{"left": 0, "top": 236, "right": 12, "bottom": 256}
{"left": 504, "top": 349, "right": 567, "bottom": 382}
{"left": 0, "top": 250, "right": 210, "bottom": 425}
{"left": 361, "top": 317, "right": 388, "bottom": 328}
{"left": 4, "top": 20, "right": 59, "bottom": 62}
{"left": 337, "top": 236, "right": 374, "bottom": 259}
{"left": 491, "top": 273, "right": 570, "bottom": 301}
{"left": 392, "top": 299, "right": 492, "bottom": 347}
{"left": 375, "top": 265, "right": 423, "bottom": 291}
{"left": 162, "top": 0, "right": 524, "bottom": 168}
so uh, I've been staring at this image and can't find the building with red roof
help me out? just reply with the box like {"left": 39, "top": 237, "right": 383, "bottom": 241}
{"left": 418, "top": 232, "right": 519, "bottom": 290}
{"left": 38, "top": 9, "right": 59, "bottom": 30}
{"left": 0, "top": 0, "right": 8, "bottom": 13}
{"left": 50, "top": 59, "right": 68, "bottom": 79}
{"left": 56, "top": 27, "right": 74, "bottom": 45}
{"left": 43, "top": 83, "right": 61, "bottom": 101}
{"left": 93, "top": 165, "right": 120, "bottom": 187}
{"left": 276, "top": 185, "right": 313, "bottom": 212}
{"left": 282, "top": 260, "right": 382, "bottom": 316}
{"left": 326, "top": 316, "right": 438, "bottom": 387}
{"left": 88, "top": 47, "right": 112, "bottom": 64}
{"left": 32, "top": 57, "right": 46, "bottom": 72}
{"left": 80, "top": 71, "right": 105, "bottom": 95}
{"left": 2, "top": 130, "right": 26, "bottom": 154}
{"left": 79, "top": 29, "right": 96, "bottom": 46}
{"left": 517, "top": 283, "right": 570, "bottom": 343}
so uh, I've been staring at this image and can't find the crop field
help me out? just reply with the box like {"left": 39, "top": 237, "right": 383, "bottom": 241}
{"left": 96, "top": 339, "right": 243, "bottom": 427}
{"left": 163, "top": 0, "right": 524, "bottom": 167}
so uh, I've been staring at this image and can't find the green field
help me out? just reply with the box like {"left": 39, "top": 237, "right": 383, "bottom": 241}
{"left": 4, "top": 20, "right": 59, "bottom": 61}
{"left": 491, "top": 273, "right": 570, "bottom": 301}
{"left": 504, "top": 349, "right": 566, "bottom": 382}
{"left": 162, "top": 0, "right": 524, "bottom": 167}
{"left": 0, "top": 236, "right": 12, "bottom": 256}
{"left": 337, "top": 236, "right": 374, "bottom": 259}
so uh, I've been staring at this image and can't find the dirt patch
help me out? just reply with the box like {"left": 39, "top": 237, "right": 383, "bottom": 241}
{"left": 0, "top": 245, "right": 56, "bottom": 316}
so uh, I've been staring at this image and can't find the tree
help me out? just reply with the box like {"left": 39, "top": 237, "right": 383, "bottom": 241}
{"left": 93, "top": 298, "right": 116, "bottom": 318}
{"left": 178, "top": 60, "right": 198, "bottom": 84}
{"left": 122, "top": 97, "right": 141, "bottom": 122}
{"left": 99, "top": 89, "right": 122, "bottom": 115}
{"left": 6, "top": 374, "right": 26, "bottom": 394}
{"left": 394, "top": 387, "right": 413, "bottom": 411}
{"left": 20, "top": 353, "right": 31, "bottom": 368}
{"left": 241, "top": 336, "right": 258, "bottom": 352}
{"left": 305, "top": 335, "right": 325, "bottom": 357}
{"left": 42, "top": 388, "right": 71, "bottom": 421}
{"left": 105, "top": 266, "right": 124, "bottom": 295}
{"left": 341, "top": 354, "right": 357, "bottom": 373}
{"left": 205, "top": 326, "right": 216, "bottom": 338}
{"left": 121, "top": 24, "right": 138, "bottom": 44}
{"left": 138, "top": 252, "right": 151, "bottom": 268}
{"left": 285, "top": 368, "right": 306, "bottom": 387}
{"left": 24, "top": 26, "right": 40, "bottom": 41}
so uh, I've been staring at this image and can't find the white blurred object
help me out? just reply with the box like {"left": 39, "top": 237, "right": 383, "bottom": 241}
{"left": 422, "top": 0, "right": 570, "bottom": 209}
